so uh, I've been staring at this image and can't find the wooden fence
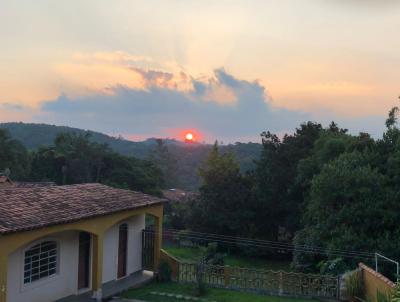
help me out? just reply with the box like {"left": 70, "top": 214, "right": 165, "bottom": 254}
{"left": 175, "top": 262, "right": 340, "bottom": 299}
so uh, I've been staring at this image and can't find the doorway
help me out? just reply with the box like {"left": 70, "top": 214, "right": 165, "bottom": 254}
{"left": 117, "top": 224, "right": 128, "bottom": 278}
{"left": 78, "top": 232, "right": 91, "bottom": 289}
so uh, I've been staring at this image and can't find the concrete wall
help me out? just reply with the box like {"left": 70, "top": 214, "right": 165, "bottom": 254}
{"left": 359, "top": 263, "right": 395, "bottom": 302}
{"left": 102, "top": 214, "right": 145, "bottom": 283}
{"left": 7, "top": 231, "right": 80, "bottom": 302}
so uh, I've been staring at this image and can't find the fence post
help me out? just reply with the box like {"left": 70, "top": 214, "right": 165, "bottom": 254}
{"left": 224, "top": 266, "right": 231, "bottom": 288}
{"left": 279, "top": 271, "right": 283, "bottom": 295}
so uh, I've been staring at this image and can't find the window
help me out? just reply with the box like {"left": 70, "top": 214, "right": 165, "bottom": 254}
{"left": 24, "top": 241, "right": 58, "bottom": 284}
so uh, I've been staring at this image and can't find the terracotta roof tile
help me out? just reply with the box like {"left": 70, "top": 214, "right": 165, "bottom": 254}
{"left": 0, "top": 183, "right": 165, "bottom": 235}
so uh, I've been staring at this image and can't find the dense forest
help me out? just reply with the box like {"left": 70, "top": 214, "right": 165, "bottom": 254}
{"left": 165, "top": 102, "right": 400, "bottom": 276}
{"left": 2, "top": 102, "right": 400, "bottom": 276}
{"left": 0, "top": 122, "right": 261, "bottom": 189}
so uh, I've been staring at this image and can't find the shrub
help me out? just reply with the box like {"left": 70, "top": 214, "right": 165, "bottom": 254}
{"left": 318, "top": 258, "right": 348, "bottom": 275}
{"left": 391, "top": 282, "right": 400, "bottom": 302}
{"left": 158, "top": 260, "right": 172, "bottom": 282}
{"left": 345, "top": 270, "right": 364, "bottom": 301}
{"left": 377, "top": 290, "right": 391, "bottom": 302}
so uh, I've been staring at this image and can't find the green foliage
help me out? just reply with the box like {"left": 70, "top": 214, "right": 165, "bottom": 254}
{"left": 187, "top": 142, "right": 256, "bottom": 237}
{"left": 1, "top": 122, "right": 262, "bottom": 190}
{"left": 391, "top": 282, "right": 400, "bottom": 302}
{"left": 377, "top": 290, "right": 392, "bottom": 302}
{"left": 345, "top": 270, "right": 364, "bottom": 300}
{"left": 0, "top": 128, "right": 31, "bottom": 180}
{"left": 204, "top": 242, "right": 225, "bottom": 266}
{"left": 318, "top": 258, "right": 348, "bottom": 275}
{"left": 149, "top": 139, "right": 178, "bottom": 188}
{"left": 157, "top": 260, "right": 172, "bottom": 282}
{"left": 0, "top": 129, "right": 163, "bottom": 195}
{"left": 255, "top": 122, "right": 323, "bottom": 242}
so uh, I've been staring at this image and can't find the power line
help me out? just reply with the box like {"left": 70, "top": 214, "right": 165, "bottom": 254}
{"left": 158, "top": 228, "right": 375, "bottom": 259}
{"left": 164, "top": 228, "right": 374, "bottom": 256}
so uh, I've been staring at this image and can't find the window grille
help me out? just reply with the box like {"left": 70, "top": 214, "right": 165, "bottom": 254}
{"left": 24, "top": 241, "right": 58, "bottom": 284}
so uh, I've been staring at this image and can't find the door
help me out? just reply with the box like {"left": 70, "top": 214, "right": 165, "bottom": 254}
{"left": 142, "top": 228, "right": 155, "bottom": 270}
{"left": 78, "top": 232, "right": 91, "bottom": 289}
{"left": 117, "top": 224, "right": 128, "bottom": 278}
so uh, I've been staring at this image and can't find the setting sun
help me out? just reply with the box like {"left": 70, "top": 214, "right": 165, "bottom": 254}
{"left": 185, "top": 132, "right": 194, "bottom": 141}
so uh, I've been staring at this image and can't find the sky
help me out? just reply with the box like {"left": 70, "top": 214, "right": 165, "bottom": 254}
{"left": 1, "top": 0, "right": 400, "bottom": 143}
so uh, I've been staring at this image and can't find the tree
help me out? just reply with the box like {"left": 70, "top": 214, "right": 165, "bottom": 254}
{"left": 30, "top": 132, "right": 163, "bottom": 195}
{"left": 0, "top": 128, "right": 30, "bottom": 179}
{"left": 254, "top": 122, "right": 323, "bottom": 241}
{"left": 187, "top": 142, "right": 255, "bottom": 236}
{"left": 293, "top": 151, "right": 398, "bottom": 272}
{"left": 149, "top": 139, "right": 178, "bottom": 188}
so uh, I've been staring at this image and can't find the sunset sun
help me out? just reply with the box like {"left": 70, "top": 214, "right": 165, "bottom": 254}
{"left": 185, "top": 132, "right": 194, "bottom": 141}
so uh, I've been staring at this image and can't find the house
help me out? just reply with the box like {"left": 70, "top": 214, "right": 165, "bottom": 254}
{"left": 0, "top": 183, "right": 165, "bottom": 302}
{"left": 162, "top": 189, "right": 198, "bottom": 203}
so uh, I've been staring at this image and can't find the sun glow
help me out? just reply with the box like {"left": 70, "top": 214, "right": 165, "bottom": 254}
{"left": 185, "top": 132, "right": 194, "bottom": 141}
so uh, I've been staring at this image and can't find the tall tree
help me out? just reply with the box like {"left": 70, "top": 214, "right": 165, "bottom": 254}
{"left": 187, "top": 142, "right": 255, "bottom": 236}
{"left": 254, "top": 122, "right": 322, "bottom": 240}
{"left": 0, "top": 128, "right": 30, "bottom": 179}
{"left": 149, "top": 139, "right": 178, "bottom": 188}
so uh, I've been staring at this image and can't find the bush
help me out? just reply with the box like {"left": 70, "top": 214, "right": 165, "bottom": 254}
{"left": 318, "top": 258, "right": 348, "bottom": 275}
{"left": 158, "top": 260, "right": 172, "bottom": 282}
{"left": 204, "top": 242, "right": 225, "bottom": 266}
{"left": 345, "top": 270, "right": 364, "bottom": 301}
{"left": 377, "top": 290, "right": 391, "bottom": 302}
{"left": 391, "top": 282, "right": 400, "bottom": 302}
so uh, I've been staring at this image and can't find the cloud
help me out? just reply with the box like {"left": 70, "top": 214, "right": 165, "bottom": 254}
{"left": 40, "top": 68, "right": 311, "bottom": 142}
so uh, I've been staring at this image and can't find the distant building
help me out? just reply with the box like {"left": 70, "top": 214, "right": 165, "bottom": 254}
{"left": 162, "top": 188, "right": 198, "bottom": 203}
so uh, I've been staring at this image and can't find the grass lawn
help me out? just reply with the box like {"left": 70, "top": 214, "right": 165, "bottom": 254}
{"left": 122, "top": 282, "right": 316, "bottom": 302}
{"left": 163, "top": 246, "right": 292, "bottom": 271}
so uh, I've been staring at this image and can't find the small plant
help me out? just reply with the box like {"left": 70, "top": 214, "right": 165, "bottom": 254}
{"left": 158, "top": 260, "right": 172, "bottom": 282}
{"left": 391, "top": 282, "right": 400, "bottom": 302}
{"left": 204, "top": 242, "right": 225, "bottom": 265}
{"left": 377, "top": 290, "right": 391, "bottom": 302}
{"left": 318, "top": 257, "right": 348, "bottom": 275}
{"left": 345, "top": 270, "right": 364, "bottom": 302}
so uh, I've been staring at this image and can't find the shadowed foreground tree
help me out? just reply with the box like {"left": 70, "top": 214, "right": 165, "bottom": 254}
{"left": 0, "top": 128, "right": 30, "bottom": 179}
{"left": 187, "top": 142, "right": 255, "bottom": 237}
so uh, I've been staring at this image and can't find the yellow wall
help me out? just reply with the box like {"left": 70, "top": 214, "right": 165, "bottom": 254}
{"left": 0, "top": 204, "right": 163, "bottom": 302}
{"left": 359, "top": 263, "right": 395, "bottom": 302}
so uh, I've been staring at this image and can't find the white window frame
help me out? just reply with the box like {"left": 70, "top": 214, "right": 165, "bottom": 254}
{"left": 22, "top": 240, "right": 59, "bottom": 285}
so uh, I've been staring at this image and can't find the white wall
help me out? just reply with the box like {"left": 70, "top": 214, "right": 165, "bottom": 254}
{"left": 7, "top": 214, "right": 146, "bottom": 302}
{"left": 102, "top": 214, "right": 145, "bottom": 283}
{"left": 7, "top": 231, "right": 80, "bottom": 302}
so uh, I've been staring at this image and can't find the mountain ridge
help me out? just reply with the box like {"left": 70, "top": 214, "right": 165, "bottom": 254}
{"left": 0, "top": 122, "right": 262, "bottom": 189}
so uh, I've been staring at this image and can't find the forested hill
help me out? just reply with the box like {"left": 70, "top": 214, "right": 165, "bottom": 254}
{"left": 0, "top": 122, "right": 157, "bottom": 158}
{"left": 0, "top": 122, "right": 261, "bottom": 189}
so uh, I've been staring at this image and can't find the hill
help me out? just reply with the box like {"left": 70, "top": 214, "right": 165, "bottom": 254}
{"left": 0, "top": 122, "right": 262, "bottom": 189}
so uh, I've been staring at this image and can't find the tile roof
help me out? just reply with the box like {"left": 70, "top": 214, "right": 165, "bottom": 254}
{"left": 13, "top": 182, "right": 56, "bottom": 188}
{"left": 0, "top": 183, "right": 165, "bottom": 235}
